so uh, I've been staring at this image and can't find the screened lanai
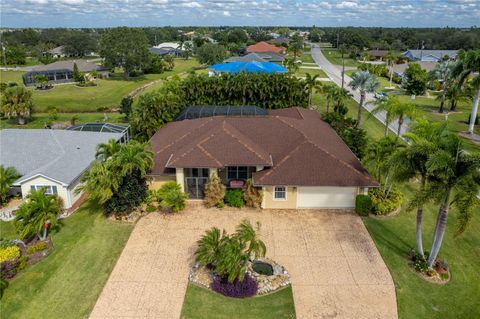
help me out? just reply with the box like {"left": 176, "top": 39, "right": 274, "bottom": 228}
{"left": 67, "top": 123, "right": 130, "bottom": 143}
{"left": 174, "top": 105, "right": 268, "bottom": 121}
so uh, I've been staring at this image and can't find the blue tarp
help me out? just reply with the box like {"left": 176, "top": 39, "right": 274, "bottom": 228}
{"left": 209, "top": 61, "right": 287, "bottom": 74}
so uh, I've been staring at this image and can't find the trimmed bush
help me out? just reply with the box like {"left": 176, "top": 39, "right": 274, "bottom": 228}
{"left": 204, "top": 173, "right": 226, "bottom": 208}
{"left": 156, "top": 181, "right": 182, "bottom": 202}
{"left": 211, "top": 273, "right": 258, "bottom": 298}
{"left": 355, "top": 194, "right": 372, "bottom": 216}
{"left": 0, "top": 246, "right": 20, "bottom": 263}
{"left": 369, "top": 186, "right": 403, "bottom": 215}
{"left": 159, "top": 189, "right": 187, "bottom": 213}
{"left": 243, "top": 179, "right": 262, "bottom": 208}
{"left": 225, "top": 189, "right": 245, "bottom": 208}
{"left": 26, "top": 241, "right": 47, "bottom": 254}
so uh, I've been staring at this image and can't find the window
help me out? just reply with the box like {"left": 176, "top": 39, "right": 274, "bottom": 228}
{"left": 30, "top": 185, "right": 58, "bottom": 195}
{"left": 274, "top": 186, "right": 286, "bottom": 200}
{"left": 227, "top": 166, "right": 248, "bottom": 180}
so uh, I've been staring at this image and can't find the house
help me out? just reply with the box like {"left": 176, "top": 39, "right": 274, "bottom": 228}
{"left": 43, "top": 46, "right": 67, "bottom": 58}
{"left": 225, "top": 52, "right": 284, "bottom": 63}
{"left": 366, "top": 50, "right": 389, "bottom": 61}
{"left": 0, "top": 128, "right": 126, "bottom": 210}
{"left": 270, "top": 36, "right": 290, "bottom": 46}
{"left": 149, "top": 106, "right": 377, "bottom": 209}
{"left": 392, "top": 61, "right": 438, "bottom": 77}
{"left": 208, "top": 61, "right": 287, "bottom": 76}
{"left": 22, "top": 60, "right": 109, "bottom": 86}
{"left": 403, "top": 49, "right": 458, "bottom": 62}
{"left": 246, "top": 41, "right": 286, "bottom": 55}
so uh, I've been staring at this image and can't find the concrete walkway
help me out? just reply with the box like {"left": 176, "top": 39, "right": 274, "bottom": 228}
{"left": 310, "top": 44, "right": 408, "bottom": 136}
{"left": 90, "top": 206, "right": 397, "bottom": 319}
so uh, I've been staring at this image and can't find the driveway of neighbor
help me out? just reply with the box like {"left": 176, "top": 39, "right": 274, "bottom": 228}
{"left": 90, "top": 206, "right": 397, "bottom": 319}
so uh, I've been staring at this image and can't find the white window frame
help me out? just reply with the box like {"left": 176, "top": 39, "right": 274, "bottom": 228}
{"left": 31, "top": 185, "right": 58, "bottom": 195}
{"left": 273, "top": 186, "right": 287, "bottom": 201}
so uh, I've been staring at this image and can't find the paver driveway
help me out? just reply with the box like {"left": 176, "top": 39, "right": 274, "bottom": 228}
{"left": 90, "top": 205, "right": 397, "bottom": 319}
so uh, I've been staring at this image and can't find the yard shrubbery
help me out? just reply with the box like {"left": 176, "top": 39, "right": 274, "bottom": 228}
{"left": 355, "top": 194, "right": 372, "bottom": 216}
{"left": 157, "top": 181, "right": 187, "bottom": 213}
{"left": 369, "top": 187, "right": 403, "bottom": 215}
{"left": 204, "top": 174, "right": 226, "bottom": 208}
{"left": 225, "top": 189, "right": 245, "bottom": 208}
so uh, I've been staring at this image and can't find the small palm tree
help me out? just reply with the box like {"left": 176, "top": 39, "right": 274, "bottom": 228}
{"left": 1, "top": 86, "right": 33, "bottom": 125}
{"left": 304, "top": 73, "right": 322, "bottom": 109}
{"left": 430, "top": 61, "right": 455, "bottom": 113}
{"left": 77, "top": 161, "right": 120, "bottom": 204}
{"left": 372, "top": 97, "right": 398, "bottom": 136}
{"left": 114, "top": 141, "right": 154, "bottom": 177}
{"left": 348, "top": 71, "right": 380, "bottom": 128}
{"left": 195, "top": 227, "right": 226, "bottom": 267}
{"left": 392, "top": 101, "right": 417, "bottom": 138}
{"left": 0, "top": 165, "right": 20, "bottom": 205}
{"left": 14, "top": 188, "right": 63, "bottom": 240}
{"left": 95, "top": 139, "right": 121, "bottom": 162}
{"left": 235, "top": 219, "right": 266, "bottom": 260}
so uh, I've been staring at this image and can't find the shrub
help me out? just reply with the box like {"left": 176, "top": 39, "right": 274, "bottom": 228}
{"left": 204, "top": 173, "right": 226, "bottom": 208}
{"left": 156, "top": 181, "right": 182, "bottom": 202}
{"left": 26, "top": 241, "right": 47, "bottom": 254}
{"left": 146, "top": 204, "right": 157, "bottom": 213}
{"left": 0, "top": 259, "right": 19, "bottom": 279}
{"left": 225, "top": 189, "right": 245, "bottom": 208}
{"left": 104, "top": 170, "right": 148, "bottom": 216}
{"left": 243, "top": 179, "right": 262, "bottom": 208}
{"left": 0, "top": 240, "right": 12, "bottom": 249}
{"left": 355, "top": 194, "right": 372, "bottom": 216}
{"left": 0, "top": 277, "right": 8, "bottom": 298}
{"left": 211, "top": 273, "right": 258, "bottom": 298}
{"left": 368, "top": 186, "right": 403, "bottom": 215}
{"left": 0, "top": 246, "right": 20, "bottom": 263}
{"left": 17, "top": 256, "right": 28, "bottom": 271}
{"left": 157, "top": 182, "right": 187, "bottom": 213}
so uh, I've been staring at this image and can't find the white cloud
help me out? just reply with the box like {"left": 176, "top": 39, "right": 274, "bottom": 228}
{"left": 223, "top": 10, "right": 231, "bottom": 16}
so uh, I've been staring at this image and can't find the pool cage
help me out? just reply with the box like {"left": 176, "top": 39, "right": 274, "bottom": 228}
{"left": 67, "top": 123, "right": 130, "bottom": 143}
{"left": 174, "top": 105, "right": 268, "bottom": 121}
{"left": 23, "top": 69, "right": 74, "bottom": 87}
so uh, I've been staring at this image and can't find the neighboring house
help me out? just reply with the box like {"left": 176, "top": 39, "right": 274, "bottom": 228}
{"left": 270, "top": 36, "right": 290, "bottom": 45}
{"left": 225, "top": 52, "right": 284, "bottom": 63}
{"left": 366, "top": 50, "right": 389, "bottom": 61}
{"left": 149, "top": 47, "right": 181, "bottom": 57}
{"left": 246, "top": 41, "right": 286, "bottom": 55}
{"left": 208, "top": 61, "right": 287, "bottom": 75}
{"left": 403, "top": 49, "right": 458, "bottom": 62}
{"left": 392, "top": 61, "right": 438, "bottom": 77}
{"left": 43, "top": 46, "right": 67, "bottom": 58}
{"left": 0, "top": 129, "right": 126, "bottom": 210}
{"left": 149, "top": 106, "right": 377, "bottom": 209}
{"left": 22, "top": 60, "right": 109, "bottom": 86}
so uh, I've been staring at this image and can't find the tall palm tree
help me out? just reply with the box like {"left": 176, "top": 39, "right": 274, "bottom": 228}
{"left": 412, "top": 132, "right": 480, "bottom": 267}
{"left": 115, "top": 141, "right": 154, "bottom": 177}
{"left": 453, "top": 49, "right": 480, "bottom": 134}
{"left": 304, "top": 73, "right": 322, "bottom": 109}
{"left": 339, "top": 44, "right": 349, "bottom": 89}
{"left": 372, "top": 97, "right": 398, "bottom": 136}
{"left": 77, "top": 161, "right": 120, "bottom": 204}
{"left": 14, "top": 188, "right": 63, "bottom": 240}
{"left": 348, "top": 71, "right": 380, "bottom": 127}
{"left": 235, "top": 219, "right": 266, "bottom": 260}
{"left": 95, "top": 139, "right": 121, "bottom": 162}
{"left": 0, "top": 165, "right": 20, "bottom": 205}
{"left": 430, "top": 61, "right": 455, "bottom": 113}
{"left": 1, "top": 86, "right": 33, "bottom": 125}
{"left": 385, "top": 51, "right": 396, "bottom": 88}
{"left": 392, "top": 101, "right": 417, "bottom": 138}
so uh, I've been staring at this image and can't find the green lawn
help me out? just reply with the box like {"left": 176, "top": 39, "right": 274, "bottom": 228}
{"left": 1, "top": 112, "right": 125, "bottom": 129}
{"left": 300, "top": 52, "right": 315, "bottom": 63}
{"left": 296, "top": 67, "right": 328, "bottom": 78}
{"left": 321, "top": 49, "right": 359, "bottom": 67}
{"left": 181, "top": 284, "right": 296, "bottom": 319}
{"left": 0, "top": 70, "right": 24, "bottom": 83}
{"left": 0, "top": 202, "right": 134, "bottom": 319}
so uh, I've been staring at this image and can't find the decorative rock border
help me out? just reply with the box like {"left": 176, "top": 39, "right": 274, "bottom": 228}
{"left": 189, "top": 258, "right": 291, "bottom": 296}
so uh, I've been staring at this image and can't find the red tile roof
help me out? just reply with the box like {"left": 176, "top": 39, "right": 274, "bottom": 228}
{"left": 246, "top": 41, "right": 286, "bottom": 54}
{"left": 150, "top": 108, "right": 378, "bottom": 187}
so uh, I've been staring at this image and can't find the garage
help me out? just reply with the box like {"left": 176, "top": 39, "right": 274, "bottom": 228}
{"left": 297, "top": 187, "right": 358, "bottom": 208}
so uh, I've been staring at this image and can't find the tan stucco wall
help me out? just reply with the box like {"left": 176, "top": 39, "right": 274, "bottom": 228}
{"left": 20, "top": 176, "right": 70, "bottom": 208}
{"left": 263, "top": 186, "right": 297, "bottom": 209}
{"left": 148, "top": 175, "right": 176, "bottom": 190}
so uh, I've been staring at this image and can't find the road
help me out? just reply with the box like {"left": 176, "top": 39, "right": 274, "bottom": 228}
{"left": 310, "top": 44, "right": 408, "bottom": 136}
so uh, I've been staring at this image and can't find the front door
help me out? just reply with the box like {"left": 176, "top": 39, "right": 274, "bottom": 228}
{"left": 185, "top": 177, "right": 208, "bottom": 199}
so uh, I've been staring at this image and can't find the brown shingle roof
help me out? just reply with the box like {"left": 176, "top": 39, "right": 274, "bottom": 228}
{"left": 150, "top": 108, "right": 377, "bottom": 187}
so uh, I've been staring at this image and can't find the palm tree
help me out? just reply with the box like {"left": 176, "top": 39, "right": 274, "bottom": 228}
{"left": 412, "top": 132, "right": 480, "bottom": 267}
{"left": 95, "top": 139, "right": 121, "bottom": 162}
{"left": 372, "top": 97, "right": 398, "bottom": 136}
{"left": 392, "top": 101, "right": 417, "bottom": 138}
{"left": 195, "top": 227, "right": 226, "bottom": 267}
{"left": 235, "top": 219, "right": 266, "bottom": 260}
{"left": 323, "top": 85, "right": 335, "bottom": 113}
{"left": 385, "top": 51, "right": 396, "bottom": 88}
{"left": 14, "top": 188, "right": 63, "bottom": 240}
{"left": 339, "top": 44, "right": 349, "bottom": 89}
{"left": 304, "top": 73, "right": 322, "bottom": 109}
{"left": 348, "top": 71, "right": 380, "bottom": 127}
{"left": 0, "top": 165, "right": 20, "bottom": 206}
{"left": 430, "top": 61, "right": 455, "bottom": 113}
{"left": 1, "top": 86, "right": 33, "bottom": 125}
{"left": 114, "top": 141, "right": 154, "bottom": 177}
{"left": 77, "top": 161, "right": 120, "bottom": 204}
{"left": 444, "top": 82, "right": 471, "bottom": 112}
{"left": 453, "top": 49, "right": 480, "bottom": 134}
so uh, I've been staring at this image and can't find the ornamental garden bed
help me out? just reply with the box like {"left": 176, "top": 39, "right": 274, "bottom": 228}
{"left": 407, "top": 250, "right": 451, "bottom": 285}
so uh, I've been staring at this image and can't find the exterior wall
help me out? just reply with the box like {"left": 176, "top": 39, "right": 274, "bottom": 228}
{"left": 263, "top": 186, "right": 297, "bottom": 209}
{"left": 147, "top": 175, "right": 176, "bottom": 190}
{"left": 20, "top": 176, "right": 70, "bottom": 208}
{"left": 297, "top": 186, "right": 359, "bottom": 208}
{"left": 67, "top": 176, "right": 84, "bottom": 208}
{"left": 176, "top": 168, "right": 185, "bottom": 192}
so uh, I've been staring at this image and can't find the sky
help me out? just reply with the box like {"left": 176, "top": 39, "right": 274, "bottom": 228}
{"left": 0, "top": 0, "right": 479, "bottom": 28}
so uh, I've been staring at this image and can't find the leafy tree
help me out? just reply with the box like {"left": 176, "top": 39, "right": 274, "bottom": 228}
{"left": 145, "top": 54, "right": 165, "bottom": 74}
{"left": 348, "top": 71, "right": 380, "bottom": 127}
{"left": 0, "top": 166, "right": 20, "bottom": 205}
{"left": 63, "top": 30, "right": 97, "bottom": 56}
{"left": 3, "top": 45, "right": 26, "bottom": 65}
{"left": 104, "top": 170, "right": 148, "bottom": 216}
{"left": 430, "top": 61, "right": 456, "bottom": 113}
{"left": 183, "top": 41, "right": 193, "bottom": 60}
{"left": 288, "top": 34, "right": 304, "bottom": 58}
{"left": 309, "top": 27, "right": 324, "bottom": 42}
{"left": 282, "top": 56, "right": 301, "bottom": 74}
{"left": 403, "top": 63, "right": 428, "bottom": 96}
{"left": 1, "top": 86, "right": 33, "bottom": 125}
{"left": 95, "top": 138, "right": 121, "bottom": 162}
{"left": 120, "top": 96, "right": 133, "bottom": 119}
{"left": 34, "top": 74, "right": 48, "bottom": 89}
{"left": 227, "top": 29, "right": 248, "bottom": 44}
{"left": 73, "top": 63, "right": 84, "bottom": 83}
{"left": 14, "top": 189, "right": 63, "bottom": 240}
{"left": 323, "top": 112, "right": 367, "bottom": 159}
{"left": 163, "top": 54, "right": 175, "bottom": 71}
{"left": 304, "top": 73, "right": 323, "bottom": 109}
{"left": 196, "top": 43, "right": 228, "bottom": 65}
{"left": 98, "top": 27, "right": 150, "bottom": 78}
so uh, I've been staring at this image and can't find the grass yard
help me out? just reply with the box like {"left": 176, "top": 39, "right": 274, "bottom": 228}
{"left": 321, "top": 48, "right": 359, "bottom": 67}
{"left": 180, "top": 284, "right": 296, "bottom": 319}
{"left": 296, "top": 67, "right": 328, "bottom": 79}
{"left": 300, "top": 52, "right": 315, "bottom": 63}
{"left": 0, "top": 202, "right": 134, "bottom": 319}
{"left": 1, "top": 112, "right": 125, "bottom": 129}
{"left": 0, "top": 70, "right": 24, "bottom": 83}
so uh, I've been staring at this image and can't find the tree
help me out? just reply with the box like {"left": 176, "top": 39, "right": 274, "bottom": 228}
{"left": 196, "top": 43, "right": 228, "bottom": 65}
{"left": 14, "top": 189, "right": 63, "bottom": 240}
{"left": 227, "top": 29, "right": 248, "bottom": 44}
{"left": 145, "top": 54, "right": 165, "bottom": 74}
{"left": 304, "top": 73, "right": 322, "bottom": 109}
{"left": 412, "top": 132, "right": 480, "bottom": 268}
{"left": 235, "top": 220, "right": 266, "bottom": 260}
{"left": 72, "top": 63, "right": 84, "bottom": 83}
{"left": 34, "top": 74, "right": 48, "bottom": 89}
{"left": 288, "top": 34, "right": 304, "bottom": 58}
{"left": 283, "top": 56, "right": 301, "bottom": 74}
{"left": 195, "top": 227, "right": 226, "bottom": 267}
{"left": 339, "top": 44, "right": 349, "bottom": 89}
{"left": 0, "top": 166, "right": 20, "bottom": 205}
{"left": 114, "top": 141, "right": 154, "bottom": 177}
{"left": 77, "top": 161, "right": 120, "bottom": 204}
{"left": 430, "top": 61, "right": 456, "bottom": 113}
{"left": 372, "top": 97, "right": 398, "bottom": 136}
{"left": 98, "top": 27, "right": 150, "bottom": 78}
{"left": 3, "top": 45, "right": 26, "bottom": 65}
{"left": 183, "top": 41, "right": 193, "bottom": 60}
{"left": 120, "top": 96, "right": 133, "bottom": 119}
{"left": 95, "top": 138, "right": 121, "bottom": 162}
{"left": 385, "top": 51, "right": 396, "bottom": 88}
{"left": 403, "top": 63, "right": 428, "bottom": 96}
{"left": 1, "top": 86, "right": 33, "bottom": 125}
{"left": 445, "top": 82, "right": 471, "bottom": 112}
{"left": 392, "top": 101, "right": 417, "bottom": 138}
{"left": 63, "top": 30, "right": 97, "bottom": 56}
{"left": 348, "top": 71, "right": 380, "bottom": 127}
{"left": 163, "top": 54, "right": 175, "bottom": 71}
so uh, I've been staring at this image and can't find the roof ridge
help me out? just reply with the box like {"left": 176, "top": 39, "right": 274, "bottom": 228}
{"left": 169, "top": 133, "right": 222, "bottom": 167}
{"left": 155, "top": 118, "right": 213, "bottom": 154}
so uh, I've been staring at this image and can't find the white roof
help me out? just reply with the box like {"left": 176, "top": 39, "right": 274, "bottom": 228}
{"left": 0, "top": 129, "right": 122, "bottom": 186}
{"left": 153, "top": 42, "right": 181, "bottom": 50}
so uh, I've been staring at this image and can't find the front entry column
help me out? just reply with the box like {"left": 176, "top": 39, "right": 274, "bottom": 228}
{"left": 176, "top": 168, "right": 185, "bottom": 192}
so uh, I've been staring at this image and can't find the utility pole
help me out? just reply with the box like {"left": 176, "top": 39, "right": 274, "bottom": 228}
{"left": 420, "top": 40, "right": 424, "bottom": 61}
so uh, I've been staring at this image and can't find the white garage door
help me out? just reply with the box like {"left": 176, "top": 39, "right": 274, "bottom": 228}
{"left": 297, "top": 187, "right": 357, "bottom": 208}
